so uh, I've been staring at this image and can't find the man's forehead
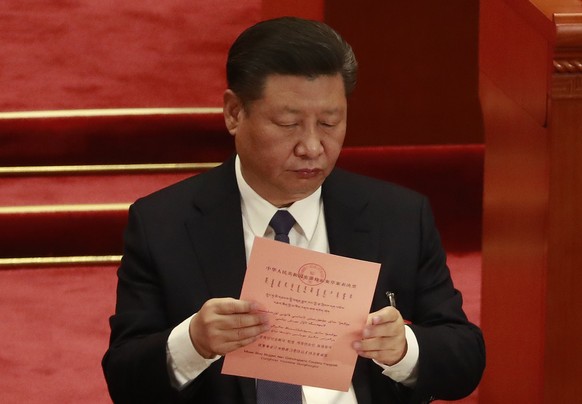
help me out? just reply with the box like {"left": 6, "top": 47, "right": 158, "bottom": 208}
{"left": 260, "top": 74, "right": 346, "bottom": 97}
{"left": 240, "top": 73, "right": 346, "bottom": 114}
{"left": 262, "top": 73, "right": 343, "bottom": 85}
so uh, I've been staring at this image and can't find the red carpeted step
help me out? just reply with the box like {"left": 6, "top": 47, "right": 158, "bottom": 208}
{"left": 1, "top": 170, "right": 208, "bottom": 206}
{"left": 0, "top": 265, "right": 118, "bottom": 403}
{"left": 0, "top": 210, "right": 126, "bottom": 258}
{"left": 0, "top": 111, "right": 233, "bottom": 259}
{"left": 0, "top": 170, "right": 206, "bottom": 258}
{"left": 0, "top": 110, "right": 235, "bottom": 166}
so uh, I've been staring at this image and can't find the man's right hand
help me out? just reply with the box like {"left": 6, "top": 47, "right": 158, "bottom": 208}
{"left": 189, "top": 298, "right": 270, "bottom": 359}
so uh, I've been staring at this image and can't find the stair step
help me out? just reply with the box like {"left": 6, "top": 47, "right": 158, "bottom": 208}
{"left": 0, "top": 108, "right": 234, "bottom": 166}
{"left": 1, "top": 166, "right": 214, "bottom": 206}
{"left": 0, "top": 167, "right": 210, "bottom": 259}
{"left": 0, "top": 207, "right": 127, "bottom": 258}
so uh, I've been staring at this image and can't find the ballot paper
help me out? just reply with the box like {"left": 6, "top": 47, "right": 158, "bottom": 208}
{"left": 222, "top": 237, "right": 380, "bottom": 391}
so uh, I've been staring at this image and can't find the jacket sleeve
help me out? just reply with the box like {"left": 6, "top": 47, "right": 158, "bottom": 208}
{"left": 408, "top": 197, "right": 485, "bottom": 402}
{"left": 102, "top": 204, "right": 179, "bottom": 403}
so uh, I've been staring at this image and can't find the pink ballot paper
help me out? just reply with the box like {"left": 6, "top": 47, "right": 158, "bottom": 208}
{"left": 222, "top": 237, "right": 380, "bottom": 391}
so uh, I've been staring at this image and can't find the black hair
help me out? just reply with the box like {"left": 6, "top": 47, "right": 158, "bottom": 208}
{"left": 226, "top": 16, "right": 357, "bottom": 106}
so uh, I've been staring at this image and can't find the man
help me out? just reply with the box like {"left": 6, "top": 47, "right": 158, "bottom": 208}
{"left": 103, "top": 17, "right": 485, "bottom": 403}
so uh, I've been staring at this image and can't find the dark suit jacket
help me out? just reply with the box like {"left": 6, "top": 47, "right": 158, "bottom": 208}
{"left": 102, "top": 156, "right": 485, "bottom": 404}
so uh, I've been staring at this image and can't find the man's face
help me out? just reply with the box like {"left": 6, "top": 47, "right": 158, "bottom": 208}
{"left": 224, "top": 73, "right": 347, "bottom": 207}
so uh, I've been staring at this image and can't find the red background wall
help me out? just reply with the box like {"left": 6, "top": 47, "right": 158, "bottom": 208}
{"left": 326, "top": 1, "right": 482, "bottom": 146}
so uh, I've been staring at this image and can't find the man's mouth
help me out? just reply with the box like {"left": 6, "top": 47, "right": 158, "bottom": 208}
{"left": 294, "top": 168, "right": 322, "bottom": 179}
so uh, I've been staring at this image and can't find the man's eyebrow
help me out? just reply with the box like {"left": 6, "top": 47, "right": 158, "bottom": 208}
{"left": 321, "top": 108, "right": 342, "bottom": 115}
{"left": 278, "top": 106, "right": 343, "bottom": 115}
{"left": 280, "top": 106, "right": 300, "bottom": 114}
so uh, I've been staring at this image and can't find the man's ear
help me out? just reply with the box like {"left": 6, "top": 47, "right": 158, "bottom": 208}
{"left": 223, "top": 90, "right": 244, "bottom": 136}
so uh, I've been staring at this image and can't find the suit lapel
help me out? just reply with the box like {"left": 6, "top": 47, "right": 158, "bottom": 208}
{"left": 184, "top": 157, "right": 257, "bottom": 403}
{"left": 323, "top": 169, "right": 378, "bottom": 263}
{"left": 185, "top": 157, "right": 247, "bottom": 299}
{"left": 323, "top": 169, "right": 380, "bottom": 404}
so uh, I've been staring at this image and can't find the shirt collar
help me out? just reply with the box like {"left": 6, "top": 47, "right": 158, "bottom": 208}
{"left": 235, "top": 155, "right": 322, "bottom": 241}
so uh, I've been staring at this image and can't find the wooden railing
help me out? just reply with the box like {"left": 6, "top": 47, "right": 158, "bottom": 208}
{"left": 479, "top": 1, "right": 582, "bottom": 402}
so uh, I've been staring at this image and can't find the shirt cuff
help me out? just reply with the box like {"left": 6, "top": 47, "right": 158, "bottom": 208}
{"left": 166, "top": 314, "right": 221, "bottom": 389}
{"left": 374, "top": 325, "right": 419, "bottom": 387}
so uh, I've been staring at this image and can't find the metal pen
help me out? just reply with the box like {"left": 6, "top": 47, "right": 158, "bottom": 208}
{"left": 386, "top": 291, "right": 397, "bottom": 308}
{"left": 386, "top": 291, "right": 412, "bottom": 324}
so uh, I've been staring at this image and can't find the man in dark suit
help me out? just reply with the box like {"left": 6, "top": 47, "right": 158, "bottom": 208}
{"left": 103, "top": 17, "right": 485, "bottom": 403}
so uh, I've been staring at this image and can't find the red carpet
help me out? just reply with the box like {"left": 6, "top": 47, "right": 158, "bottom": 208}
{"left": 0, "top": 112, "right": 234, "bottom": 167}
{"left": 0, "top": 266, "right": 117, "bottom": 403}
{"left": 0, "top": 171, "right": 204, "bottom": 257}
{"left": 1, "top": 172, "right": 201, "bottom": 206}
{"left": 0, "top": 255, "right": 480, "bottom": 403}
{"left": 0, "top": 1, "right": 260, "bottom": 111}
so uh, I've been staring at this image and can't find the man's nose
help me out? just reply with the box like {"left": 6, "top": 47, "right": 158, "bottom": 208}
{"left": 295, "top": 125, "right": 324, "bottom": 157}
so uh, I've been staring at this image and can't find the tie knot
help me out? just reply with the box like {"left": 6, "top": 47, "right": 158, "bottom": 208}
{"left": 269, "top": 210, "right": 295, "bottom": 243}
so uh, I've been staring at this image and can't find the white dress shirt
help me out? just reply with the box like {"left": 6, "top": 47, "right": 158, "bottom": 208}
{"left": 166, "top": 156, "right": 419, "bottom": 402}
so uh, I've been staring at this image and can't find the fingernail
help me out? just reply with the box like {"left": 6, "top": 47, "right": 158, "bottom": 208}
{"left": 362, "top": 328, "right": 371, "bottom": 338}
{"left": 352, "top": 341, "right": 362, "bottom": 350}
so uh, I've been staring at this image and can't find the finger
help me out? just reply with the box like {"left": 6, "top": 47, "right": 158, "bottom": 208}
{"left": 229, "top": 312, "right": 270, "bottom": 332}
{"left": 198, "top": 312, "right": 269, "bottom": 341}
{"left": 362, "top": 322, "right": 401, "bottom": 339}
{"left": 355, "top": 345, "right": 405, "bottom": 363}
{"left": 216, "top": 334, "right": 263, "bottom": 355}
{"left": 352, "top": 336, "right": 407, "bottom": 365}
{"left": 367, "top": 306, "right": 400, "bottom": 325}
{"left": 205, "top": 319, "right": 271, "bottom": 356}
{"left": 192, "top": 315, "right": 269, "bottom": 356}
{"left": 357, "top": 335, "right": 397, "bottom": 352}
{"left": 211, "top": 298, "right": 255, "bottom": 315}
{"left": 223, "top": 321, "right": 271, "bottom": 343}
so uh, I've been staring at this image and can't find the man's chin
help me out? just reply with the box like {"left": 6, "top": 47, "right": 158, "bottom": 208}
{"left": 268, "top": 188, "right": 318, "bottom": 207}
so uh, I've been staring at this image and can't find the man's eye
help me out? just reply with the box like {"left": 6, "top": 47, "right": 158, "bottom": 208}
{"left": 320, "top": 122, "right": 336, "bottom": 128}
{"left": 278, "top": 123, "right": 297, "bottom": 127}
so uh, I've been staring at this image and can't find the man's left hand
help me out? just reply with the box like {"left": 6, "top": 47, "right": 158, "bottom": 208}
{"left": 352, "top": 306, "right": 407, "bottom": 366}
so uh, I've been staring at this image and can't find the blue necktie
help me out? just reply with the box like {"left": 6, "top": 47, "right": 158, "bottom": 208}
{"left": 256, "top": 210, "right": 302, "bottom": 404}
{"left": 269, "top": 210, "right": 295, "bottom": 244}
